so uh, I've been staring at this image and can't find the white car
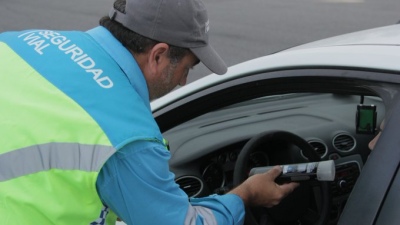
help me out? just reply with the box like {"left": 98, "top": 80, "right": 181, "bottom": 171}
{"left": 138, "top": 24, "right": 400, "bottom": 225}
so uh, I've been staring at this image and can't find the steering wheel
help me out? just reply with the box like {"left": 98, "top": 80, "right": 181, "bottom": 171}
{"left": 233, "top": 130, "right": 331, "bottom": 225}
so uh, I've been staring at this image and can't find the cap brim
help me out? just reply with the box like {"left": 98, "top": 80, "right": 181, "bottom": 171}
{"left": 190, "top": 45, "right": 227, "bottom": 75}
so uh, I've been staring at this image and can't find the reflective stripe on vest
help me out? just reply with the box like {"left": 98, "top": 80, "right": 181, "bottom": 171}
{"left": 0, "top": 143, "right": 115, "bottom": 182}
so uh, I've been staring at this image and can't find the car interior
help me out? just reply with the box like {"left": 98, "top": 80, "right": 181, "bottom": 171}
{"left": 153, "top": 69, "right": 397, "bottom": 225}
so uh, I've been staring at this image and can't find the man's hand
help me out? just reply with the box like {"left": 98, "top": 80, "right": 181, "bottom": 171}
{"left": 229, "top": 166, "right": 299, "bottom": 207}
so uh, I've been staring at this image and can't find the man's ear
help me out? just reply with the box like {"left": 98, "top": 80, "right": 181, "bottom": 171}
{"left": 148, "top": 43, "right": 170, "bottom": 76}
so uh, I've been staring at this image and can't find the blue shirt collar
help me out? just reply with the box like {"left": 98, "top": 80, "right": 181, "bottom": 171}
{"left": 86, "top": 26, "right": 150, "bottom": 109}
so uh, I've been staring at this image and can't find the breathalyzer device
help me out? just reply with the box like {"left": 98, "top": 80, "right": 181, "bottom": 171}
{"left": 249, "top": 160, "right": 335, "bottom": 183}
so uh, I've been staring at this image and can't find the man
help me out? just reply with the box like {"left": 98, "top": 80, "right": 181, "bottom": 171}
{"left": 0, "top": 0, "right": 298, "bottom": 224}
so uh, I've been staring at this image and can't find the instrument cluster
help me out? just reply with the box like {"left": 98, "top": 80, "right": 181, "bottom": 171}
{"left": 201, "top": 145, "right": 270, "bottom": 194}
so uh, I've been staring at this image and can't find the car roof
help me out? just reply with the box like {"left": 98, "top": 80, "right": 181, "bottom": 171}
{"left": 285, "top": 24, "right": 400, "bottom": 51}
{"left": 227, "top": 24, "right": 400, "bottom": 76}
{"left": 152, "top": 24, "right": 400, "bottom": 111}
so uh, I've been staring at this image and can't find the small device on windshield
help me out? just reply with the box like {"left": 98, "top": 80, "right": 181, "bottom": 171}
{"left": 356, "top": 104, "right": 377, "bottom": 134}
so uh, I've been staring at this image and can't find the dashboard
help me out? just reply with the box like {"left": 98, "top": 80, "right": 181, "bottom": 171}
{"left": 164, "top": 93, "right": 384, "bottom": 224}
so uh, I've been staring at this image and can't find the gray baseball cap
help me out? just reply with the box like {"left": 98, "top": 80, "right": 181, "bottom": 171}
{"left": 109, "top": 0, "right": 227, "bottom": 75}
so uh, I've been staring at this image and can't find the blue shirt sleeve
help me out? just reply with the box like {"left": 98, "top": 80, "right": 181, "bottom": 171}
{"left": 96, "top": 140, "right": 245, "bottom": 225}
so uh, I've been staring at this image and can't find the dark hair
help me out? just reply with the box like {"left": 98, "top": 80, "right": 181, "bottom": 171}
{"left": 99, "top": 0, "right": 190, "bottom": 64}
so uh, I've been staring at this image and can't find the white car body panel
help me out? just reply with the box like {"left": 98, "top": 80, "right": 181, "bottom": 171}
{"left": 151, "top": 25, "right": 400, "bottom": 111}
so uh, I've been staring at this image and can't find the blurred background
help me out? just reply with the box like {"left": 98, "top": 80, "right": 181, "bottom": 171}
{"left": 1, "top": 0, "right": 399, "bottom": 83}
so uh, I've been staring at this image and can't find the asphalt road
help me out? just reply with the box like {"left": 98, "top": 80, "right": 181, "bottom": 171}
{"left": 1, "top": 0, "right": 400, "bottom": 83}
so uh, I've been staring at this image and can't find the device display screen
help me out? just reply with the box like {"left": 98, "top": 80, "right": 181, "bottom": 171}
{"left": 356, "top": 104, "right": 377, "bottom": 134}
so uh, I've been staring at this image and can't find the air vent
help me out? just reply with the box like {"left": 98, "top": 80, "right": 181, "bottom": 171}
{"left": 175, "top": 176, "right": 203, "bottom": 197}
{"left": 302, "top": 139, "right": 327, "bottom": 159}
{"left": 308, "top": 140, "right": 328, "bottom": 158}
{"left": 333, "top": 133, "right": 356, "bottom": 152}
